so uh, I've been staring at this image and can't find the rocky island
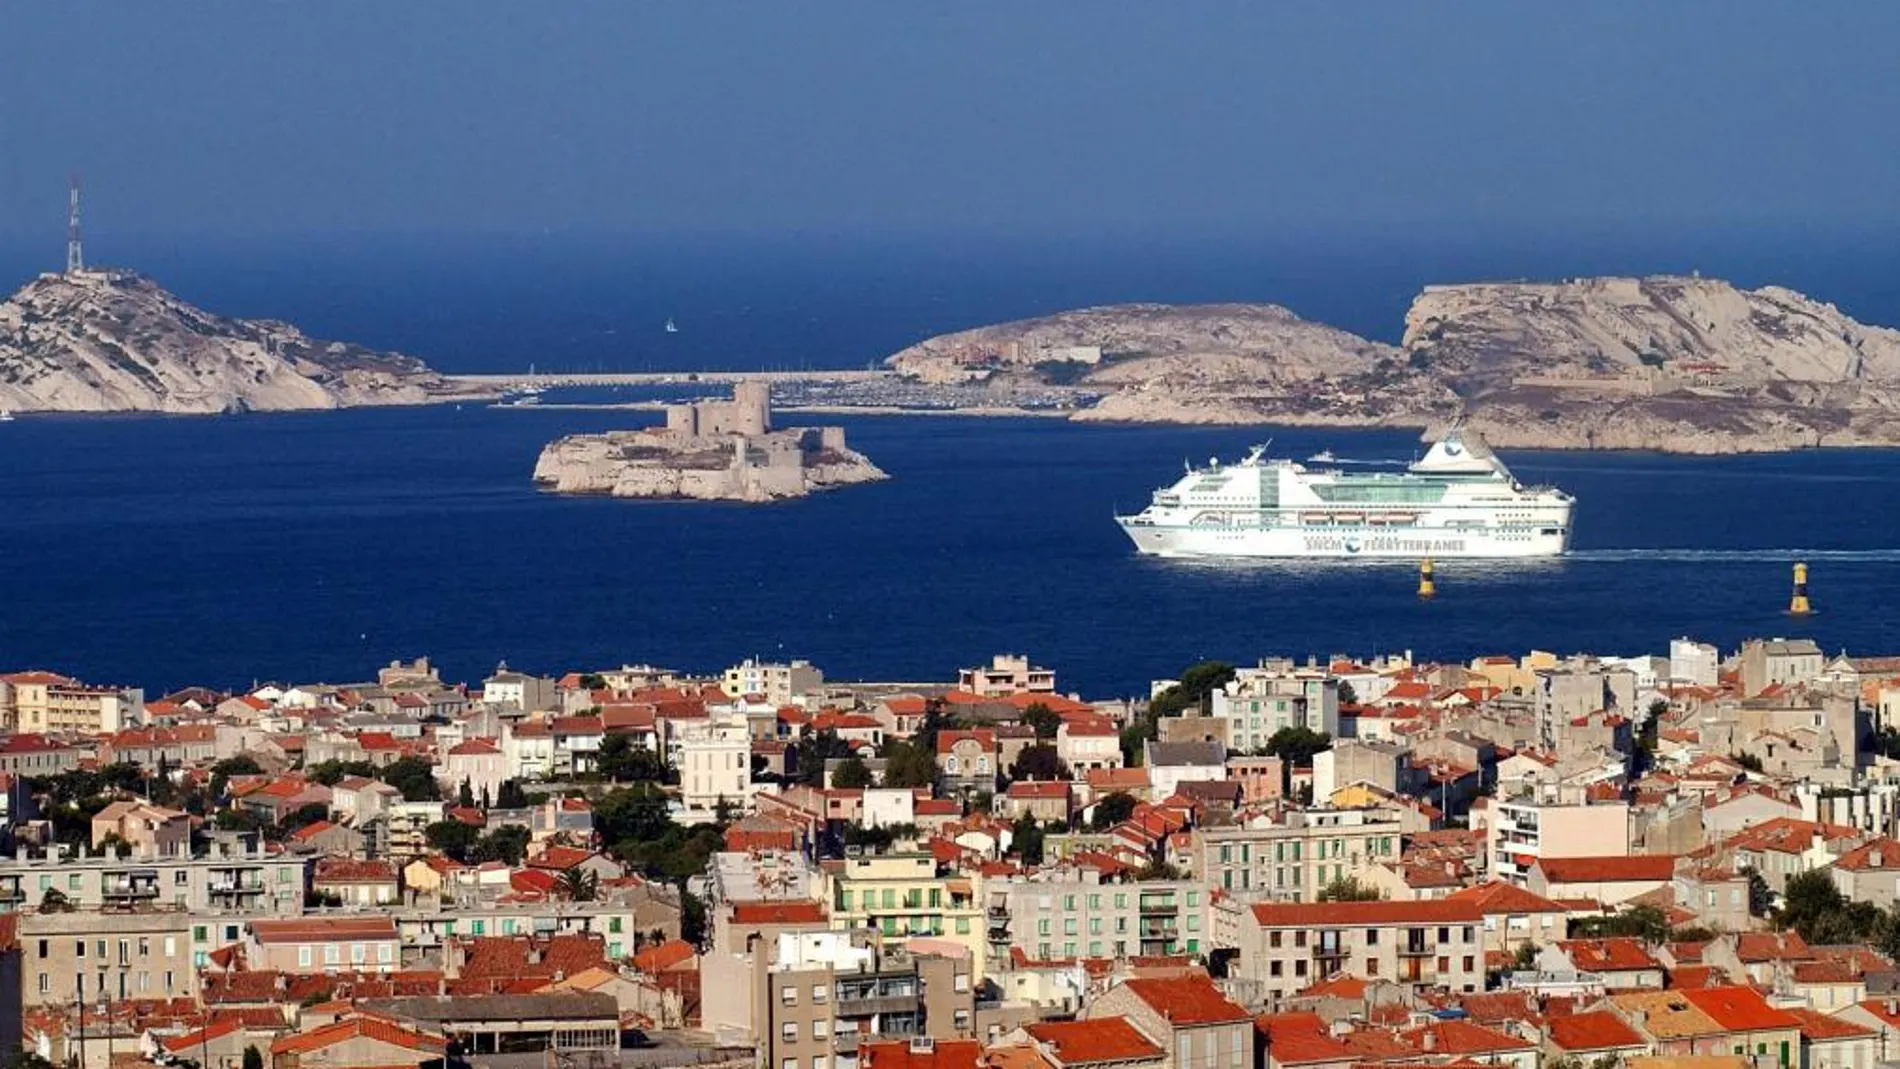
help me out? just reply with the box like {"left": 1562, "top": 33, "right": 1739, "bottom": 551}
{"left": 0, "top": 268, "right": 471, "bottom": 414}
{"left": 884, "top": 276, "right": 1900, "bottom": 453}
{"left": 532, "top": 383, "right": 887, "bottom": 502}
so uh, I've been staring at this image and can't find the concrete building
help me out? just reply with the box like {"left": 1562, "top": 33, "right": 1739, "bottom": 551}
{"left": 1237, "top": 899, "right": 1487, "bottom": 1005}
{"left": 1670, "top": 638, "right": 1720, "bottom": 687}
{"left": 439, "top": 738, "right": 506, "bottom": 806}
{"left": 1193, "top": 809, "right": 1406, "bottom": 900}
{"left": 245, "top": 916, "right": 402, "bottom": 974}
{"left": 0, "top": 842, "right": 304, "bottom": 914}
{"left": 479, "top": 664, "right": 556, "bottom": 712}
{"left": 1210, "top": 661, "right": 1341, "bottom": 750}
{"left": 957, "top": 654, "right": 1055, "bottom": 698}
{"left": 1142, "top": 741, "right": 1226, "bottom": 801}
{"left": 679, "top": 715, "right": 752, "bottom": 823}
{"left": 1312, "top": 739, "right": 1410, "bottom": 800}
{"left": 745, "top": 929, "right": 977, "bottom": 1069}
{"left": 983, "top": 866, "right": 1210, "bottom": 961}
{"left": 1486, "top": 792, "right": 1632, "bottom": 884}
{"left": 1081, "top": 974, "right": 1252, "bottom": 1069}
{"left": 0, "top": 672, "right": 143, "bottom": 734}
{"left": 20, "top": 909, "right": 195, "bottom": 1006}
{"left": 722, "top": 658, "right": 824, "bottom": 706}
{"left": 823, "top": 854, "right": 986, "bottom": 974}
{"left": 89, "top": 800, "right": 190, "bottom": 858}
{"left": 1739, "top": 638, "right": 1824, "bottom": 697}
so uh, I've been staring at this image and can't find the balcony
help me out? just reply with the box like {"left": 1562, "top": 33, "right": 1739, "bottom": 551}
{"left": 1398, "top": 940, "right": 1432, "bottom": 957}
{"left": 1137, "top": 895, "right": 1177, "bottom": 915}
{"left": 0, "top": 882, "right": 24, "bottom": 904}
{"left": 834, "top": 993, "right": 921, "bottom": 1018}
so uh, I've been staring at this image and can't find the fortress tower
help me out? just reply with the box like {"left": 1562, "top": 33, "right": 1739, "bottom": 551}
{"left": 660, "top": 381, "right": 774, "bottom": 438}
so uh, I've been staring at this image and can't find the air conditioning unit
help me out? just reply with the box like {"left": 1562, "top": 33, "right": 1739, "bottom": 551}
{"left": 909, "top": 1037, "right": 935, "bottom": 1053}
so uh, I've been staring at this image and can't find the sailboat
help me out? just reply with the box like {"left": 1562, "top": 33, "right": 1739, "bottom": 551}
{"left": 664, "top": 318, "right": 679, "bottom": 334}
{"left": 0, "top": 409, "right": 14, "bottom": 423}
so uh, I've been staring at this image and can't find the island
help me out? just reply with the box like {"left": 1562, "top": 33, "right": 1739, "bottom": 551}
{"left": 0, "top": 268, "right": 474, "bottom": 414}
{"left": 531, "top": 383, "right": 887, "bottom": 502}
{"left": 883, "top": 275, "right": 1900, "bottom": 453}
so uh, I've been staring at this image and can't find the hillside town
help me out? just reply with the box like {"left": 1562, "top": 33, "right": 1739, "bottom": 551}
{"left": 3, "top": 638, "right": 1900, "bottom": 1069}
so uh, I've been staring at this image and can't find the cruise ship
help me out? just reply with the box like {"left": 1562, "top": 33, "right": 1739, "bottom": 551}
{"left": 1116, "top": 430, "right": 1574, "bottom": 559}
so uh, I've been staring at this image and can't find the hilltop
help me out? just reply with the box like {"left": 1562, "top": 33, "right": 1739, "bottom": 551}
{"left": 0, "top": 270, "right": 469, "bottom": 414}
{"left": 883, "top": 277, "right": 1900, "bottom": 452}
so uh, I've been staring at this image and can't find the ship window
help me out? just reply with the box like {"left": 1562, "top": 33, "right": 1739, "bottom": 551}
{"left": 1311, "top": 482, "right": 1447, "bottom": 505}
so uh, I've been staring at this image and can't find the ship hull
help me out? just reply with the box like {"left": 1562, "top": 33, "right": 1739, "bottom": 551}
{"left": 1117, "top": 520, "right": 1570, "bottom": 559}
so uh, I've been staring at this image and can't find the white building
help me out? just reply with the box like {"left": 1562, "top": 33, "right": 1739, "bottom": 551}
{"left": 679, "top": 716, "right": 752, "bottom": 823}
{"left": 721, "top": 658, "right": 824, "bottom": 706}
{"left": 1209, "top": 661, "right": 1340, "bottom": 751}
{"left": 503, "top": 721, "right": 554, "bottom": 781}
{"left": 1669, "top": 638, "right": 1719, "bottom": 687}
{"left": 1055, "top": 720, "right": 1122, "bottom": 775}
{"left": 862, "top": 788, "right": 917, "bottom": 829}
{"left": 958, "top": 654, "right": 1055, "bottom": 698}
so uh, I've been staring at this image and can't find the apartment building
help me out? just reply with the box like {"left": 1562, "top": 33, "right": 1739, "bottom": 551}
{"left": 750, "top": 929, "right": 975, "bottom": 1069}
{"left": 1238, "top": 899, "right": 1486, "bottom": 1006}
{"left": 723, "top": 658, "right": 824, "bottom": 706}
{"left": 983, "top": 866, "right": 1211, "bottom": 962}
{"left": 0, "top": 671, "right": 144, "bottom": 734}
{"left": 246, "top": 916, "right": 402, "bottom": 974}
{"left": 20, "top": 909, "right": 195, "bottom": 1006}
{"left": 0, "top": 843, "right": 305, "bottom": 914}
{"left": 679, "top": 716, "right": 752, "bottom": 823}
{"left": 1082, "top": 974, "right": 1252, "bottom": 1069}
{"left": 1739, "top": 638, "right": 1824, "bottom": 697}
{"left": 1487, "top": 793, "right": 1631, "bottom": 884}
{"left": 957, "top": 654, "right": 1055, "bottom": 698}
{"left": 1209, "top": 662, "right": 1340, "bottom": 751}
{"left": 824, "top": 854, "right": 985, "bottom": 974}
{"left": 1192, "top": 809, "right": 1406, "bottom": 900}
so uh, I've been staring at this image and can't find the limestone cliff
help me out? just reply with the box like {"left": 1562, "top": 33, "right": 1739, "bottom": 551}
{"left": 885, "top": 278, "right": 1900, "bottom": 452}
{"left": 533, "top": 427, "right": 887, "bottom": 502}
{"left": 0, "top": 270, "right": 466, "bottom": 414}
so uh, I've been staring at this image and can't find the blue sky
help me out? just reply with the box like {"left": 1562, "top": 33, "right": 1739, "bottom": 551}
{"left": 3, "top": 2, "right": 1896, "bottom": 243}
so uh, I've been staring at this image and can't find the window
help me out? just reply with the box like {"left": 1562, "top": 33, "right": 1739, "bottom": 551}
{"left": 781, "top": 1022, "right": 797, "bottom": 1042}
{"left": 609, "top": 917, "right": 623, "bottom": 933}
{"left": 224, "top": 925, "right": 239, "bottom": 941}
{"left": 781, "top": 985, "right": 797, "bottom": 1006}
{"left": 955, "top": 917, "right": 970, "bottom": 935}
{"left": 298, "top": 947, "right": 313, "bottom": 968}
{"left": 1367, "top": 958, "right": 1379, "bottom": 976}
{"left": 192, "top": 925, "right": 207, "bottom": 942}
{"left": 75, "top": 941, "right": 85, "bottom": 959}
{"left": 1366, "top": 929, "right": 1379, "bottom": 945}
{"left": 351, "top": 943, "right": 366, "bottom": 964}
{"left": 323, "top": 944, "right": 340, "bottom": 965}
{"left": 1463, "top": 956, "right": 1475, "bottom": 972}
{"left": 812, "top": 1058, "right": 827, "bottom": 1069}
{"left": 379, "top": 944, "right": 394, "bottom": 963}
{"left": 68, "top": 874, "right": 81, "bottom": 890}
{"left": 812, "top": 1020, "right": 830, "bottom": 1038}
{"left": 138, "top": 937, "right": 149, "bottom": 957}
{"left": 36, "top": 939, "right": 45, "bottom": 958}
{"left": 1270, "top": 931, "right": 1282, "bottom": 949}
{"left": 1438, "top": 956, "right": 1449, "bottom": 972}
{"left": 175, "top": 871, "right": 188, "bottom": 885}
{"left": 37, "top": 876, "right": 49, "bottom": 891}
{"left": 812, "top": 984, "right": 827, "bottom": 1002}
{"left": 1063, "top": 919, "right": 1076, "bottom": 936}
{"left": 37, "top": 974, "right": 47, "bottom": 995}
{"left": 1038, "top": 920, "right": 1050, "bottom": 936}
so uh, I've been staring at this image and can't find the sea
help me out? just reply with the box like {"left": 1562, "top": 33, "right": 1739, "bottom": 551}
{"left": 2, "top": 228, "right": 1898, "bottom": 697}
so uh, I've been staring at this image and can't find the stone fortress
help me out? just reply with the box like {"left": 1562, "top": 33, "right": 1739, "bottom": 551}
{"left": 533, "top": 382, "right": 885, "bottom": 502}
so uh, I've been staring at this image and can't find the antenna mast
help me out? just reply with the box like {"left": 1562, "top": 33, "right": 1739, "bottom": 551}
{"left": 66, "top": 173, "right": 84, "bottom": 275}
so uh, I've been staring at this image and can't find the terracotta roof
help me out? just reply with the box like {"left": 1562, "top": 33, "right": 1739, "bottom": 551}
{"left": 448, "top": 738, "right": 500, "bottom": 756}
{"left": 1832, "top": 837, "right": 1900, "bottom": 872}
{"left": 1250, "top": 900, "right": 1482, "bottom": 926}
{"left": 1255, "top": 1012, "right": 1355, "bottom": 1065}
{"left": 1534, "top": 855, "right": 1677, "bottom": 883}
{"left": 1679, "top": 985, "right": 1803, "bottom": 1033}
{"left": 631, "top": 939, "right": 697, "bottom": 974}
{"left": 1024, "top": 1017, "right": 1163, "bottom": 1065}
{"left": 1446, "top": 880, "right": 1571, "bottom": 914}
{"left": 1549, "top": 1011, "right": 1649, "bottom": 1052}
{"left": 1118, "top": 974, "right": 1249, "bottom": 1025}
{"left": 249, "top": 917, "right": 397, "bottom": 944}
{"left": 314, "top": 858, "right": 398, "bottom": 884}
{"left": 1398, "top": 1020, "right": 1535, "bottom": 1056}
{"left": 1559, "top": 938, "right": 1662, "bottom": 973}
{"left": 861, "top": 1038, "right": 984, "bottom": 1068}
{"left": 270, "top": 1017, "right": 445, "bottom": 1056}
{"left": 1786, "top": 1008, "right": 1874, "bottom": 1041}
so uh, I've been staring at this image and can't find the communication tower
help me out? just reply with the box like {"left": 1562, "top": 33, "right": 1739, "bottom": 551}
{"left": 66, "top": 173, "right": 84, "bottom": 275}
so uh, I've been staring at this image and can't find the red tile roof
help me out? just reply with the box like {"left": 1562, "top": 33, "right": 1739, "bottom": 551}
{"left": 1024, "top": 1017, "right": 1163, "bottom": 1065}
{"left": 1786, "top": 1008, "right": 1875, "bottom": 1041}
{"left": 1118, "top": 974, "right": 1250, "bottom": 1025}
{"left": 631, "top": 938, "right": 697, "bottom": 974}
{"left": 1445, "top": 880, "right": 1570, "bottom": 914}
{"left": 249, "top": 917, "right": 397, "bottom": 944}
{"left": 861, "top": 1038, "right": 984, "bottom": 1068}
{"left": 1558, "top": 938, "right": 1662, "bottom": 973}
{"left": 1533, "top": 855, "right": 1677, "bottom": 883}
{"left": 1256, "top": 1012, "right": 1354, "bottom": 1065}
{"left": 269, "top": 1017, "right": 445, "bottom": 1056}
{"left": 731, "top": 900, "right": 827, "bottom": 925}
{"left": 1679, "top": 985, "right": 1804, "bottom": 1033}
{"left": 1250, "top": 900, "right": 1482, "bottom": 927}
{"left": 1548, "top": 1010, "right": 1648, "bottom": 1052}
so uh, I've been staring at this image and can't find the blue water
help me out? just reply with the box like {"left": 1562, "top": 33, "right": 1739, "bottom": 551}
{"left": 3, "top": 404, "right": 1898, "bottom": 697}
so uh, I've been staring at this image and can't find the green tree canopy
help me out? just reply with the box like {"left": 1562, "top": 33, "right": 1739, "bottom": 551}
{"left": 381, "top": 756, "right": 442, "bottom": 802}
{"left": 426, "top": 819, "right": 480, "bottom": 862}
{"left": 210, "top": 756, "right": 264, "bottom": 795}
{"left": 831, "top": 755, "right": 874, "bottom": 790}
{"left": 1022, "top": 703, "right": 1062, "bottom": 740}
{"left": 473, "top": 825, "right": 532, "bottom": 866}
{"left": 1009, "top": 744, "right": 1068, "bottom": 783}
{"left": 1089, "top": 792, "right": 1138, "bottom": 831}
{"left": 1316, "top": 876, "right": 1382, "bottom": 902}
{"left": 883, "top": 741, "right": 938, "bottom": 790}
{"left": 1263, "top": 726, "right": 1332, "bottom": 766}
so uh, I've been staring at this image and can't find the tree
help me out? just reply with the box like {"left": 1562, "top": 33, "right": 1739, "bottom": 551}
{"left": 381, "top": 756, "right": 442, "bottom": 802}
{"left": 883, "top": 741, "right": 938, "bottom": 790}
{"left": 1127, "top": 660, "right": 1238, "bottom": 760}
{"left": 278, "top": 803, "right": 330, "bottom": 837}
{"left": 1009, "top": 744, "right": 1068, "bottom": 783}
{"left": 598, "top": 734, "right": 672, "bottom": 784}
{"left": 495, "top": 780, "right": 530, "bottom": 810}
{"left": 1743, "top": 867, "right": 1773, "bottom": 916}
{"left": 1011, "top": 814, "right": 1046, "bottom": 866}
{"left": 1316, "top": 876, "right": 1383, "bottom": 902}
{"left": 793, "top": 731, "right": 854, "bottom": 786}
{"left": 457, "top": 779, "right": 475, "bottom": 808}
{"left": 243, "top": 1046, "right": 263, "bottom": 1069}
{"left": 38, "top": 887, "right": 74, "bottom": 914}
{"left": 304, "top": 759, "right": 380, "bottom": 787}
{"left": 1336, "top": 680, "right": 1358, "bottom": 707}
{"left": 473, "top": 825, "right": 532, "bottom": 866}
{"left": 579, "top": 672, "right": 608, "bottom": 691}
{"left": 1022, "top": 703, "right": 1062, "bottom": 740}
{"left": 427, "top": 820, "right": 480, "bottom": 862}
{"left": 831, "top": 755, "right": 874, "bottom": 790}
{"left": 1263, "top": 726, "right": 1332, "bottom": 766}
{"left": 557, "top": 868, "right": 600, "bottom": 902}
{"left": 210, "top": 755, "right": 263, "bottom": 795}
{"left": 215, "top": 808, "right": 267, "bottom": 833}
{"left": 1731, "top": 751, "right": 1764, "bottom": 773}
{"left": 1572, "top": 904, "right": 1671, "bottom": 943}
{"left": 1511, "top": 942, "right": 1539, "bottom": 971}
{"left": 1089, "top": 792, "right": 1138, "bottom": 831}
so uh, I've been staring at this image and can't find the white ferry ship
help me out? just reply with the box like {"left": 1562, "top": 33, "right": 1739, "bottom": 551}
{"left": 1116, "top": 430, "right": 1574, "bottom": 559}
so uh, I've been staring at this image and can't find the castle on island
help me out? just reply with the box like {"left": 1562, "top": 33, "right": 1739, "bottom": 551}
{"left": 660, "top": 381, "right": 849, "bottom": 458}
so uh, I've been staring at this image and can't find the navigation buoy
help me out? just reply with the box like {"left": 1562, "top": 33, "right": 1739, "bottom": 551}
{"left": 1789, "top": 561, "right": 1812, "bottom": 616}
{"left": 1418, "top": 559, "right": 1436, "bottom": 600}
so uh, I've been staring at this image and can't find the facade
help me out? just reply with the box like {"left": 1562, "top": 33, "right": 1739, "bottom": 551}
{"left": 1082, "top": 975, "right": 1252, "bottom": 1069}
{"left": 750, "top": 930, "right": 976, "bottom": 1069}
{"left": 0, "top": 843, "right": 305, "bottom": 914}
{"left": 824, "top": 854, "right": 986, "bottom": 974}
{"left": 89, "top": 800, "right": 191, "bottom": 858}
{"left": 1210, "top": 663, "right": 1341, "bottom": 749}
{"left": 937, "top": 730, "right": 999, "bottom": 795}
{"left": 679, "top": 716, "right": 752, "bottom": 822}
{"left": 1739, "top": 638, "right": 1824, "bottom": 697}
{"left": 958, "top": 654, "right": 1056, "bottom": 698}
{"left": 0, "top": 672, "right": 143, "bottom": 734}
{"left": 21, "top": 909, "right": 195, "bottom": 1005}
{"left": 723, "top": 658, "right": 824, "bottom": 706}
{"left": 984, "top": 868, "right": 1211, "bottom": 961}
{"left": 1193, "top": 809, "right": 1405, "bottom": 900}
{"left": 1487, "top": 794, "right": 1632, "bottom": 883}
{"left": 246, "top": 916, "right": 402, "bottom": 974}
{"left": 1238, "top": 899, "right": 1487, "bottom": 1005}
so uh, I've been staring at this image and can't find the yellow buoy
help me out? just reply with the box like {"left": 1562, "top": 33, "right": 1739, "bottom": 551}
{"left": 1789, "top": 561, "right": 1811, "bottom": 615}
{"left": 1418, "top": 558, "right": 1436, "bottom": 600}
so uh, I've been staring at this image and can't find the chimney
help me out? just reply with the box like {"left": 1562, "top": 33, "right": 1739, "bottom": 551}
{"left": 1422, "top": 1030, "right": 1437, "bottom": 1052}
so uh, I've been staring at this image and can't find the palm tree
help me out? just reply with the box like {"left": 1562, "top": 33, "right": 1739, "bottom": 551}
{"left": 557, "top": 867, "right": 599, "bottom": 902}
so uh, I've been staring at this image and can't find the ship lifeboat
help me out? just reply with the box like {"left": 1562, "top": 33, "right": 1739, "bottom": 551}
{"left": 1333, "top": 512, "right": 1365, "bottom": 525}
{"left": 1299, "top": 511, "right": 1331, "bottom": 525}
